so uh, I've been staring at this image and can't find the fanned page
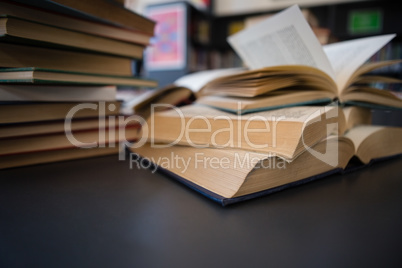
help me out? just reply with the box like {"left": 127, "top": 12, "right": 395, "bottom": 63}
{"left": 344, "top": 125, "right": 384, "bottom": 150}
{"left": 227, "top": 5, "right": 335, "bottom": 79}
{"left": 323, "top": 34, "right": 395, "bottom": 94}
{"left": 173, "top": 68, "right": 245, "bottom": 92}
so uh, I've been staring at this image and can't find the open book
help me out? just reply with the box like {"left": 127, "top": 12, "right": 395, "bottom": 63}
{"left": 195, "top": 5, "right": 401, "bottom": 113}
{"left": 142, "top": 105, "right": 371, "bottom": 160}
{"left": 121, "top": 84, "right": 195, "bottom": 117}
{"left": 132, "top": 125, "right": 402, "bottom": 205}
{"left": 121, "top": 67, "right": 244, "bottom": 115}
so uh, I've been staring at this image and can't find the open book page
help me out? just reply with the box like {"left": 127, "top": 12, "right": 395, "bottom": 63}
{"left": 174, "top": 68, "right": 245, "bottom": 92}
{"left": 344, "top": 125, "right": 384, "bottom": 150}
{"left": 153, "top": 104, "right": 338, "bottom": 124}
{"left": 227, "top": 5, "right": 334, "bottom": 79}
{"left": 323, "top": 34, "right": 395, "bottom": 93}
{"left": 120, "top": 86, "right": 173, "bottom": 114}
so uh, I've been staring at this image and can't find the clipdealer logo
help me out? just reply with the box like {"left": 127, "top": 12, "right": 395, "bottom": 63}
{"left": 63, "top": 102, "right": 340, "bottom": 170}
{"left": 301, "top": 104, "right": 340, "bottom": 167}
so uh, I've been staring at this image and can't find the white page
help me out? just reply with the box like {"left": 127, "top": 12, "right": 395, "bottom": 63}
{"left": 323, "top": 34, "right": 395, "bottom": 92}
{"left": 227, "top": 5, "right": 334, "bottom": 79}
{"left": 173, "top": 67, "right": 245, "bottom": 92}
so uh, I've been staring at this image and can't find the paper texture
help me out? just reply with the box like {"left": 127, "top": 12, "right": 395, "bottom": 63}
{"left": 323, "top": 34, "right": 395, "bottom": 92}
{"left": 227, "top": 5, "right": 395, "bottom": 93}
{"left": 227, "top": 5, "right": 334, "bottom": 78}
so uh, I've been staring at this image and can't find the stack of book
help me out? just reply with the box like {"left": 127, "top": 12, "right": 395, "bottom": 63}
{"left": 0, "top": 0, "right": 157, "bottom": 169}
{"left": 130, "top": 5, "right": 402, "bottom": 205}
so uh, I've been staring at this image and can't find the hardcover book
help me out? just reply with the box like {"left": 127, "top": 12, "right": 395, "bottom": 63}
{"left": 0, "top": 42, "right": 134, "bottom": 76}
{"left": 143, "top": 104, "right": 364, "bottom": 160}
{"left": 132, "top": 125, "right": 402, "bottom": 206}
{"left": 0, "top": 84, "right": 117, "bottom": 102}
{"left": 0, "top": 0, "right": 152, "bottom": 45}
{"left": 143, "top": 6, "right": 402, "bottom": 114}
{"left": 12, "top": 0, "right": 156, "bottom": 35}
{"left": 0, "top": 68, "right": 157, "bottom": 88}
{"left": 0, "top": 101, "right": 120, "bottom": 124}
{"left": 0, "top": 16, "right": 145, "bottom": 59}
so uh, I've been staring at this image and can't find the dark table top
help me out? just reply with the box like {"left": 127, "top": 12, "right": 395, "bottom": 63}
{"left": 1, "top": 154, "right": 402, "bottom": 268}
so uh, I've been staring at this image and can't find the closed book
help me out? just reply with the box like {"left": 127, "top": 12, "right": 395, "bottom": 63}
{"left": 0, "top": 1, "right": 152, "bottom": 45}
{"left": 12, "top": 0, "right": 156, "bottom": 35}
{"left": 0, "top": 84, "right": 116, "bottom": 102}
{"left": 0, "top": 124, "right": 140, "bottom": 156}
{"left": 0, "top": 67, "right": 158, "bottom": 88}
{"left": 0, "top": 145, "right": 120, "bottom": 169}
{"left": 0, "top": 101, "right": 121, "bottom": 124}
{"left": 0, "top": 16, "right": 145, "bottom": 59}
{"left": 143, "top": 105, "right": 345, "bottom": 160}
{"left": 0, "top": 42, "right": 134, "bottom": 76}
{"left": 0, "top": 116, "right": 137, "bottom": 139}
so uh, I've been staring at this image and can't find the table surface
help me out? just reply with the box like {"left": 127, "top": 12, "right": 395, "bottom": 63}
{"left": 1, "top": 153, "right": 402, "bottom": 268}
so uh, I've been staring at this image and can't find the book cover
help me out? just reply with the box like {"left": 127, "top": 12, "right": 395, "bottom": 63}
{"left": 136, "top": 154, "right": 344, "bottom": 206}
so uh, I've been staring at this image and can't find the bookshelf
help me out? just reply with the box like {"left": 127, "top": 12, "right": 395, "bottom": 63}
{"left": 213, "top": 0, "right": 367, "bottom": 16}
{"left": 142, "top": 1, "right": 241, "bottom": 87}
